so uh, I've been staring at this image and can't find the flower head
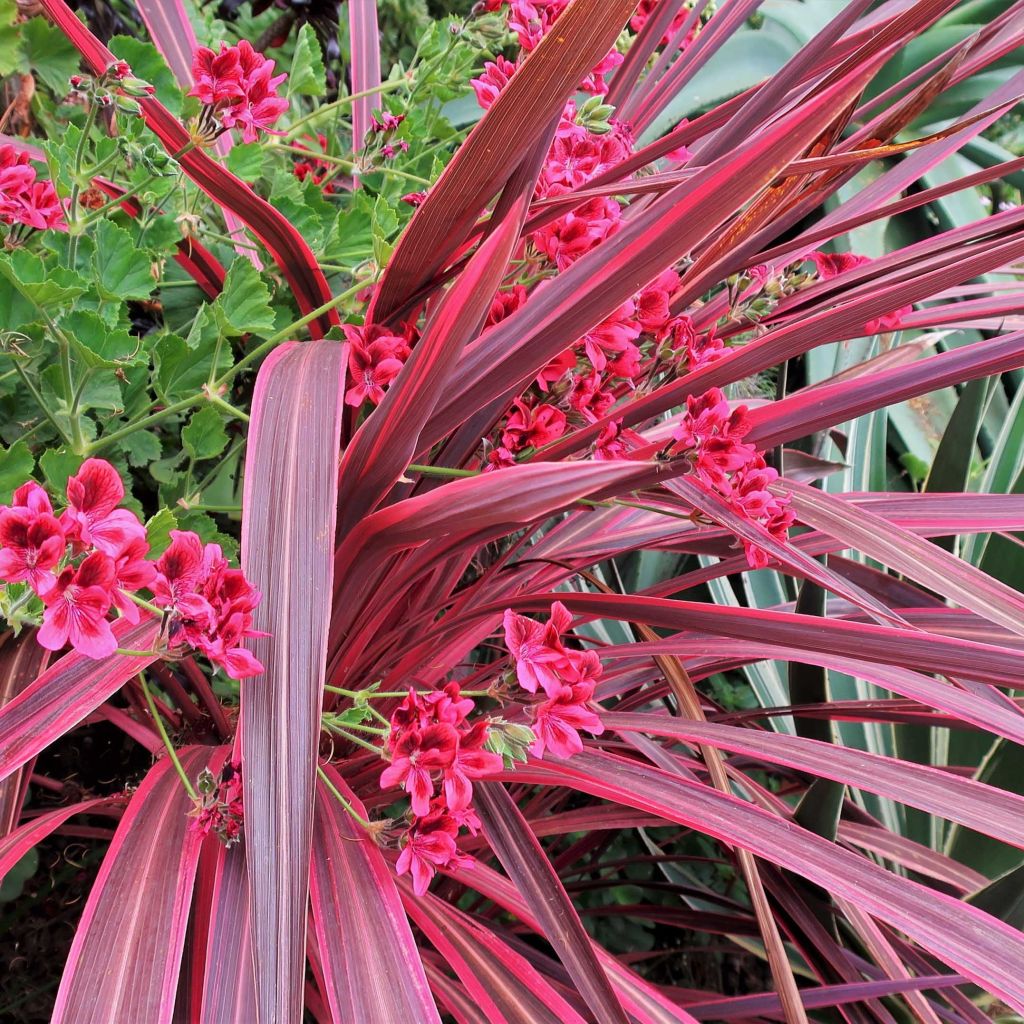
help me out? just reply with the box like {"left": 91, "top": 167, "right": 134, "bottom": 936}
{"left": 62, "top": 459, "right": 146, "bottom": 555}
{"left": 38, "top": 551, "right": 118, "bottom": 659}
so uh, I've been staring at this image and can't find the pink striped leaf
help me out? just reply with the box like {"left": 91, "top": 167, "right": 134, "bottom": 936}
{"left": 0, "top": 619, "right": 159, "bottom": 786}
{"left": 402, "top": 886, "right": 588, "bottom": 1024}
{"left": 348, "top": 1, "right": 381, "bottom": 160}
{"left": 311, "top": 768, "right": 440, "bottom": 1023}
{"left": 474, "top": 781, "right": 630, "bottom": 1024}
{"left": 370, "top": 0, "right": 638, "bottom": 321}
{"left": 603, "top": 713, "right": 1024, "bottom": 848}
{"left": 241, "top": 341, "right": 346, "bottom": 1024}
{"left": 511, "top": 750, "right": 1024, "bottom": 1011}
{"left": 0, "top": 798, "right": 116, "bottom": 880}
{"left": 52, "top": 746, "right": 224, "bottom": 1023}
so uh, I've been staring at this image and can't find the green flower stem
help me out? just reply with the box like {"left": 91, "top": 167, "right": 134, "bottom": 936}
{"left": 316, "top": 765, "right": 371, "bottom": 829}
{"left": 66, "top": 102, "right": 101, "bottom": 266}
{"left": 180, "top": 503, "right": 242, "bottom": 514}
{"left": 117, "top": 647, "right": 159, "bottom": 657}
{"left": 80, "top": 142, "right": 198, "bottom": 227}
{"left": 276, "top": 145, "right": 432, "bottom": 187}
{"left": 205, "top": 390, "right": 250, "bottom": 422}
{"left": 326, "top": 726, "right": 383, "bottom": 755}
{"left": 323, "top": 684, "right": 493, "bottom": 699}
{"left": 125, "top": 591, "right": 164, "bottom": 617}
{"left": 284, "top": 79, "right": 407, "bottom": 140}
{"left": 12, "top": 361, "right": 72, "bottom": 445}
{"left": 324, "top": 718, "right": 388, "bottom": 736}
{"left": 140, "top": 673, "right": 197, "bottom": 799}
{"left": 83, "top": 394, "right": 204, "bottom": 456}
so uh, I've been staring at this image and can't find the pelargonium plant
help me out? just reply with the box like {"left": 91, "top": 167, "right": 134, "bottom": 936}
{"left": 3, "top": 0, "right": 1024, "bottom": 1020}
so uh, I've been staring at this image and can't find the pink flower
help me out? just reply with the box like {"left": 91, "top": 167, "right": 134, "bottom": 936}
{"left": 0, "top": 508, "right": 65, "bottom": 595}
{"left": 8, "top": 480, "right": 53, "bottom": 515}
{"left": 728, "top": 456, "right": 795, "bottom": 568}
{"left": 38, "top": 551, "right": 117, "bottom": 659}
{"left": 579, "top": 302, "right": 642, "bottom": 373}
{"left": 636, "top": 270, "right": 679, "bottom": 334}
{"left": 569, "top": 370, "right": 616, "bottom": 421}
{"left": 190, "top": 44, "right": 246, "bottom": 105}
{"left": 345, "top": 340, "right": 406, "bottom": 407}
{"left": 220, "top": 68, "right": 289, "bottom": 143}
{"left": 442, "top": 720, "right": 503, "bottom": 812}
{"left": 396, "top": 810, "right": 470, "bottom": 895}
{"left": 532, "top": 197, "right": 621, "bottom": 270}
{"left": 503, "top": 601, "right": 572, "bottom": 695}
{"left": 0, "top": 146, "right": 65, "bottom": 232}
{"left": 484, "top": 446, "right": 517, "bottom": 472}
{"left": 630, "top": 0, "right": 700, "bottom": 47}
{"left": 672, "top": 389, "right": 755, "bottom": 486}
{"left": 531, "top": 680, "right": 604, "bottom": 759}
{"left": 189, "top": 41, "right": 289, "bottom": 142}
{"left": 380, "top": 723, "right": 458, "bottom": 816}
{"left": 809, "top": 250, "right": 871, "bottom": 280}
{"left": 110, "top": 535, "right": 157, "bottom": 624}
{"left": 62, "top": 459, "right": 145, "bottom": 555}
{"left": 485, "top": 284, "right": 528, "bottom": 329}
{"left": 501, "top": 399, "right": 567, "bottom": 452}
{"left": 536, "top": 349, "right": 576, "bottom": 392}
{"left": 667, "top": 317, "right": 726, "bottom": 371}
{"left": 471, "top": 55, "right": 517, "bottom": 109}
{"left": 593, "top": 419, "right": 628, "bottom": 461}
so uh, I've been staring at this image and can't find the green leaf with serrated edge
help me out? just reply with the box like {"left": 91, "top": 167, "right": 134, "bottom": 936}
{"left": 153, "top": 330, "right": 231, "bottom": 401}
{"left": 288, "top": 22, "right": 326, "bottom": 98}
{"left": 144, "top": 508, "right": 178, "bottom": 557}
{"left": 0, "top": 277, "right": 38, "bottom": 332}
{"left": 182, "top": 405, "right": 229, "bottom": 461}
{"left": 121, "top": 430, "right": 162, "bottom": 468}
{"left": 109, "top": 35, "right": 183, "bottom": 116}
{"left": 92, "top": 221, "right": 156, "bottom": 301}
{"left": 0, "top": 442, "right": 35, "bottom": 504}
{"left": 39, "top": 449, "right": 82, "bottom": 493}
{"left": 212, "top": 259, "right": 275, "bottom": 337}
{"left": 0, "top": 250, "right": 87, "bottom": 308}
{"left": 226, "top": 142, "right": 265, "bottom": 180}
{"left": 60, "top": 311, "right": 143, "bottom": 368}
{"left": 18, "top": 15, "right": 79, "bottom": 94}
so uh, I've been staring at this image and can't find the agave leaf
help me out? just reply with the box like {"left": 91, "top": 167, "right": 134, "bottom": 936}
{"left": 240, "top": 341, "right": 346, "bottom": 1024}
{"left": 474, "top": 781, "right": 630, "bottom": 1024}
{"left": 52, "top": 747, "right": 223, "bottom": 1023}
{"left": 0, "top": 619, "right": 159, "bottom": 786}
{"left": 311, "top": 768, "right": 440, "bottom": 1023}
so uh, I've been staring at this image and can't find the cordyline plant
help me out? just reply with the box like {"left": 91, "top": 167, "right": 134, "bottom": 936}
{"left": 4, "top": 0, "right": 1024, "bottom": 1018}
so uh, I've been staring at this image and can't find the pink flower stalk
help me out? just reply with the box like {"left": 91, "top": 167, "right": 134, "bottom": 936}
{"left": 62, "top": 459, "right": 147, "bottom": 555}
{"left": 38, "top": 551, "right": 118, "bottom": 659}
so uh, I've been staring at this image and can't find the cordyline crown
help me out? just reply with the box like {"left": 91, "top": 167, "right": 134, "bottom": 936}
{"left": 5, "top": 0, "right": 1024, "bottom": 1020}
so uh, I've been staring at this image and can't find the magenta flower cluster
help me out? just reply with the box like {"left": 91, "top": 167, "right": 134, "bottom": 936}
{"left": 0, "top": 460, "right": 262, "bottom": 678}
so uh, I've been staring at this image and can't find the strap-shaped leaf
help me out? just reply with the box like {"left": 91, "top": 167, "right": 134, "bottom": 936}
{"left": 311, "top": 768, "right": 440, "bottom": 1023}
{"left": 241, "top": 341, "right": 346, "bottom": 1023}
{"left": 52, "top": 747, "right": 224, "bottom": 1023}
